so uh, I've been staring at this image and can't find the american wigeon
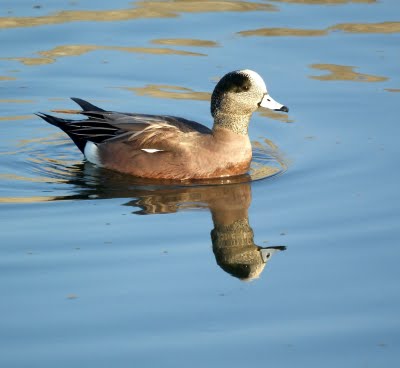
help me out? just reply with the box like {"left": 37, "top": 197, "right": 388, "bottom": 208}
{"left": 37, "top": 69, "right": 288, "bottom": 180}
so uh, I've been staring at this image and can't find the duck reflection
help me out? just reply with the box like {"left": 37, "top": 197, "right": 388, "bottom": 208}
{"left": 207, "top": 184, "right": 285, "bottom": 281}
{"left": 64, "top": 163, "right": 286, "bottom": 281}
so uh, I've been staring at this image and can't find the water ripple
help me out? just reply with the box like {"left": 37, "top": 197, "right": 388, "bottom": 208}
{"left": 0, "top": 137, "right": 287, "bottom": 203}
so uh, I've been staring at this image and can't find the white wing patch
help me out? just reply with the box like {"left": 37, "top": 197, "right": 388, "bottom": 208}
{"left": 141, "top": 148, "right": 164, "bottom": 153}
{"left": 84, "top": 141, "right": 103, "bottom": 166}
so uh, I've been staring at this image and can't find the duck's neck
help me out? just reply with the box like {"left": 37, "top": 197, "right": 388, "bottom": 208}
{"left": 212, "top": 112, "right": 252, "bottom": 135}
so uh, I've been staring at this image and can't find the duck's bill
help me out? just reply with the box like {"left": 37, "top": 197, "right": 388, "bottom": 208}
{"left": 259, "top": 94, "right": 289, "bottom": 113}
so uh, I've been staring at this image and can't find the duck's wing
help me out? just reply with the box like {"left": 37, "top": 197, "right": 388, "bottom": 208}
{"left": 72, "top": 97, "right": 211, "bottom": 134}
{"left": 101, "top": 113, "right": 206, "bottom": 152}
{"left": 37, "top": 98, "right": 211, "bottom": 153}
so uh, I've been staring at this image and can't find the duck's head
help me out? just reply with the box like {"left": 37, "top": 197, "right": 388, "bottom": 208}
{"left": 211, "top": 69, "right": 288, "bottom": 134}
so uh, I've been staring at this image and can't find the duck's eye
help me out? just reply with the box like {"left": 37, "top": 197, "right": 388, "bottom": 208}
{"left": 234, "top": 84, "right": 250, "bottom": 93}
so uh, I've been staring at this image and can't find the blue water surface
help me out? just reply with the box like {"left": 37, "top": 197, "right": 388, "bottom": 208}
{"left": 0, "top": 1, "right": 399, "bottom": 367}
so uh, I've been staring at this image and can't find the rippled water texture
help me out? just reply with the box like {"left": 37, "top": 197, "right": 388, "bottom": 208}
{"left": 1, "top": 1, "right": 399, "bottom": 367}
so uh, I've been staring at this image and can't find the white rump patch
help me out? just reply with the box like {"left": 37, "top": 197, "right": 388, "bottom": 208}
{"left": 240, "top": 69, "right": 267, "bottom": 93}
{"left": 84, "top": 141, "right": 103, "bottom": 166}
{"left": 141, "top": 148, "right": 164, "bottom": 153}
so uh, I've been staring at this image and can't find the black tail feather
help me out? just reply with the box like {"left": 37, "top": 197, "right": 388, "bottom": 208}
{"left": 70, "top": 97, "right": 105, "bottom": 112}
{"left": 36, "top": 101, "right": 121, "bottom": 154}
{"left": 36, "top": 113, "right": 88, "bottom": 153}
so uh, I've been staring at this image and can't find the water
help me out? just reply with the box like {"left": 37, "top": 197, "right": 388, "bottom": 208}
{"left": 1, "top": 0, "right": 399, "bottom": 367}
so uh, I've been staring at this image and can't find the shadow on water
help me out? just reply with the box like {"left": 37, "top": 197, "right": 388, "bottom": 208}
{"left": 61, "top": 162, "right": 287, "bottom": 281}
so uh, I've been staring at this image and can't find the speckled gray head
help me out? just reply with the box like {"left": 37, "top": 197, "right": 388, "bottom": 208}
{"left": 211, "top": 69, "right": 288, "bottom": 134}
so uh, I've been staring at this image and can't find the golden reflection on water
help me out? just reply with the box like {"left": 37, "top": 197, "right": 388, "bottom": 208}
{"left": 238, "top": 21, "right": 400, "bottom": 37}
{"left": 0, "top": 173, "right": 64, "bottom": 184}
{"left": 309, "top": 64, "right": 388, "bottom": 82}
{"left": 0, "top": 99, "right": 35, "bottom": 103}
{"left": 0, "top": 75, "right": 16, "bottom": 81}
{"left": 259, "top": 108, "right": 294, "bottom": 123}
{"left": 137, "top": 0, "right": 276, "bottom": 13}
{"left": 0, "top": 1, "right": 275, "bottom": 30}
{"left": 16, "top": 133, "right": 70, "bottom": 147}
{"left": 2, "top": 44, "right": 205, "bottom": 67}
{"left": 122, "top": 84, "right": 211, "bottom": 101}
{"left": 0, "top": 136, "right": 78, "bottom": 186}
{"left": 269, "top": 0, "right": 376, "bottom": 4}
{"left": 263, "top": 138, "right": 278, "bottom": 150}
{"left": 151, "top": 38, "right": 219, "bottom": 47}
{"left": 40, "top": 44, "right": 206, "bottom": 57}
{"left": 0, "top": 196, "right": 57, "bottom": 203}
{"left": 0, "top": 114, "right": 34, "bottom": 121}
{"left": 239, "top": 28, "right": 327, "bottom": 37}
{"left": 249, "top": 163, "right": 280, "bottom": 179}
{"left": 2, "top": 57, "right": 51, "bottom": 66}
{"left": 331, "top": 21, "right": 400, "bottom": 34}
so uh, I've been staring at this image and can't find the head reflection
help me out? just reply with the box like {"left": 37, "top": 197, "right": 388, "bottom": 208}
{"left": 64, "top": 163, "right": 286, "bottom": 281}
{"left": 207, "top": 184, "right": 285, "bottom": 281}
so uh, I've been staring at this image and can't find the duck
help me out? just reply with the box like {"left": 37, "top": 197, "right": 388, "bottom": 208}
{"left": 37, "top": 69, "right": 288, "bottom": 180}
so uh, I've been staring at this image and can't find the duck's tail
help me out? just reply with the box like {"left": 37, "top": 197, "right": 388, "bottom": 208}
{"left": 36, "top": 98, "right": 116, "bottom": 153}
{"left": 70, "top": 97, "right": 105, "bottom": 112}
{"left": 36, "top": 112, "right": 88, "bottom": 153}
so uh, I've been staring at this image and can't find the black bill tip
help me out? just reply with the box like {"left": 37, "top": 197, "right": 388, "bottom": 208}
{"left": 277, "top": 105, "right": 289, "bottom": 113}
